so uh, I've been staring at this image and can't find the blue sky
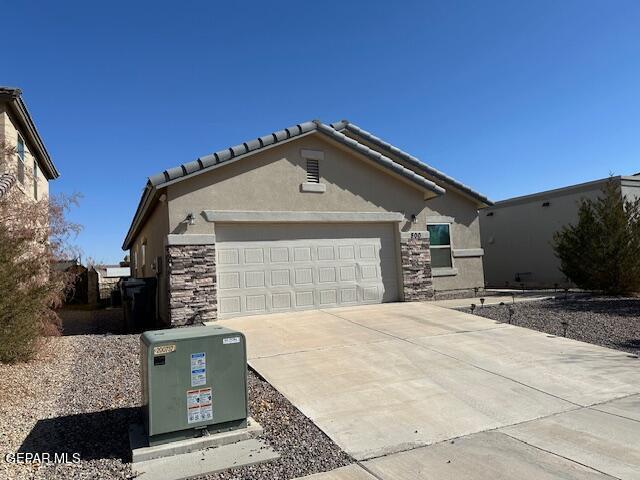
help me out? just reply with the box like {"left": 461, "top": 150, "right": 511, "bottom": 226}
{"left": 3, "top": 0, "right": 640, "bottom": 263}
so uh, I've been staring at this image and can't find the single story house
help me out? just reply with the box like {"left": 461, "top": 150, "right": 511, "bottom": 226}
{"left": 123, "top": 120, "right": 491, "bottom": 326}
{"left": 480, "top": 174, "right": 640, "bottom": 288}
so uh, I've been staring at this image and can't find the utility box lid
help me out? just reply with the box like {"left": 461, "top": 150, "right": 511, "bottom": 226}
{"left": 141, "top": 325, "right": 241, "bottom": 345}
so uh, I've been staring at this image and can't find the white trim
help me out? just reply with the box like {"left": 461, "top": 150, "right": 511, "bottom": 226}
{"left": 427, "top": 222, "right": 454, "bottom": 269}
{"left": 426, "top": 215, "right": 455, "bottom": 224}
{"left": 432, "top": 268, "right": 458, "bottom": 277}
{"left": 300, "top": 182, "right": 326, "bottom": 193}
{"left": 452, "top": 248, "right": 484, "bottom": 258}
{"left": 300, "top": 149, "right": 324, "bottom": 161}
{"left": 166, "top": 234, "right": 216, "bottom": 246}
{"left": 202, "top": 210, "right": 405, "bottom": 223}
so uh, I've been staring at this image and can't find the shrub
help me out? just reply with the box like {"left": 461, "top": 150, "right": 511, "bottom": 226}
{"left": 553, "top": 177, "right": 640, "bottom": 294}
{"left": 0, "top": 141, "right": 80, "bottom": 363}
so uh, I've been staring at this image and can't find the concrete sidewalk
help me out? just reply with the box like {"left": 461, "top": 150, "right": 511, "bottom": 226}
{"left": 431, "top": 293, "right": 552, "bottom": 309}
{"left": 220, "top": 302, "right": 640, "bottom": 480}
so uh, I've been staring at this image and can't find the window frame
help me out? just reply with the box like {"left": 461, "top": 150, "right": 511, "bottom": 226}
{"left": 33, "top": 159, "right": 39, "bottom": 199}
{"left": 427, "top": 222, "right": 454, "bottom": 269}
{"left": 17, "top": 134, "right": 25, "bottom": 184}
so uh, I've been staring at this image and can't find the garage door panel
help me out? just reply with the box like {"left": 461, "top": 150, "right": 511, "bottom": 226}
{"left": 317, "top": 246, "right": 335, "bottom": 260}
{"left": 216, "top": 223, "right": 399, "bottom": 318}
{"left": 271, "top": 269, "right": 290, "bottom": 286}
{"left": 246, "top": 294, "right": 267, "bottom": 312}
{"left": 245, "top": 271, "right": 265, "bottom": 288}
{"left": 218, "top": 272, "right": 241, "bottom": 290}
{"left": 217, "top": 249, "right": 240, "bottom": 265}
{"left": 219, "top": 296, "right": 242, "bottom": 315}
{"left": 319, "top": 267, "right": 337, "bottom": 283}
{"left": 295, "top": 291, "right": 315, "bottom": 307}
{"left": 320, "top": 289, "right": 338, "bottom": 305}
{"left": 363, "top": 286, "right": 380, "bottom": 301}
{"left": 272, "top": 292, "right": 292, "bottom": 309}
{"left": 295, "top": 268, "right": 314, "bottom": 285}
{"left": 270, "top": 247, "right": 289, "bottom": 263}
{"left": 244, "top": 248, "right": 264, "bottom": 264}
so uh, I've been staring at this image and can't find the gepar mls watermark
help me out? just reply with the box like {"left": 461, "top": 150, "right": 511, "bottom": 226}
{"left": 4, "top": 452, "right": 80, "bottom": 465}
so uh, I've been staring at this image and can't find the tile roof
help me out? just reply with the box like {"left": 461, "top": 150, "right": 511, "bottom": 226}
{"left": 123, "top": 118, "right": 490, "bottom": 249}
{"left": 147, "top": 120, "right": 444, "bottom": 195}
{"left": 331, "top": 120, "right": 492, "bottom": 206}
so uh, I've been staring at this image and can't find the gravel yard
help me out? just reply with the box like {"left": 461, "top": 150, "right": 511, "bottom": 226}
{"left": 1, "top": 315, "right": 352, "bottom": 480}
{"left": 461, "top": 296, "right": 640, "bottom": 355}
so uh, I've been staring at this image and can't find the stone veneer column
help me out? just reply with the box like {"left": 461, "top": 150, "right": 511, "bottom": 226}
{"left": 166, "top": 242, "right": 217, "bottom": 326}
{"left": 400, "top": 230, "right": 434, "bottom": 301}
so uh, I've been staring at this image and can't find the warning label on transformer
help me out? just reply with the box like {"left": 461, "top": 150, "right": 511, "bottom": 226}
{"left": 187, "top": 388, "right": 213, "bottom": 424}
{"left": 190, "top": 352, "right": 206, "bottom": 387}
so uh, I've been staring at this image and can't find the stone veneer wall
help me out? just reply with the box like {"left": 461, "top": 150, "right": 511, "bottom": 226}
{"left": 400, "top": 233, "right": 434, "bottom": 301}
{"left": 166, "top": 244, "right": 217, "bottom": 326}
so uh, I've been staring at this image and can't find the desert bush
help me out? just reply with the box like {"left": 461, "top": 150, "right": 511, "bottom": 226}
{"left": 0, "top": 141, "right": 81, "bottom": 363}
{"left": 553, "top": 177, "right": 640, "bottom": 294}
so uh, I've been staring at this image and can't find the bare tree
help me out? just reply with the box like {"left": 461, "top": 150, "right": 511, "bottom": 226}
{"left": 0, "top": 140, "right": 82, "bottom": 362}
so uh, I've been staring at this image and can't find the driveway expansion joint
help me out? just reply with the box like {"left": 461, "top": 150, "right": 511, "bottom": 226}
{"left": 323, "top": 308, "right": 582, "bottom": 409}
{"left": 498, "top": 431, "right": 622, "bottom": 480}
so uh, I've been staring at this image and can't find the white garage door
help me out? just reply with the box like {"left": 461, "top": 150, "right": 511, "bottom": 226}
{"left": 215, "top": 223, "right": 399, "bottom": 318}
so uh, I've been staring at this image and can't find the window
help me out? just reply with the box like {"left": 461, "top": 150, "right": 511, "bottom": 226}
{"left": 306, "top": 158, "right": 320, "bottom": 183}
{"left": 33, "top": 160, "right": 39, "bottom": 199}
{"left": 427, "top": 224, "right": 452, "bottom": 268}
{"left": 17, "top": 135, "right": 25, "bottom": 184}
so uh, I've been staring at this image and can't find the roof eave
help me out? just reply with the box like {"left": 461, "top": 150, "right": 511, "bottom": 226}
{"left": 333, "top": 120, "right": 493, "bottom": 207}
{"left": 122, "top": 182, "right": 157, "bottom": 250}
{"left": 0, "top": 89, "right": 59, "bottom": 180}
{"left": 313, "top": 121, "right": 445, "bottom": 197}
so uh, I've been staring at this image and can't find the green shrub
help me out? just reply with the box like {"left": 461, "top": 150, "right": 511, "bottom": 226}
{"left": 0, "top": 225, "right": 59, "bottom": 362}
{"left": 553, "top": 178, "right": 640, "bottom": 294}
{"left": 0, "top": 141, "right": 80, "bottom": 363}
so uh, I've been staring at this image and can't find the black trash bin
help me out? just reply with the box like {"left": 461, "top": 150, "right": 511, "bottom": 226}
{"left": 110, "top": 288, "right": 122, "bottom": 308}
{"left": 121, "top": 278, "right": 157, "bottom": 332}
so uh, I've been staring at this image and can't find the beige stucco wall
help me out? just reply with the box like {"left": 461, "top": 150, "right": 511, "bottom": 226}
{"left": 344, "top": 132, "right": 485, "bottom": 291}
{"left": 130, "top": 200, "right": 169, "bottom": 322}
{"left": 480, "top": 181, "right": 606, "bottom": 288}
{"left": 0, "top": 107, "right": 49, "bottom": 201}
{"left": 621, "top": 177, "right": 640, "bottom": 203}
{"left": 424, "top": 191, "right": 485, "bottom": 291}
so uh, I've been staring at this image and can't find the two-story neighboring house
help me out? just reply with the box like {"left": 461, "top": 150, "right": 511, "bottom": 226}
{"left": 0, "top": 87, "right": 59, "bottom": 202}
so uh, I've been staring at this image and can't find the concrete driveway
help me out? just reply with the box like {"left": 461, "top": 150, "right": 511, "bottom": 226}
{"left": 218, "top": 302, "right": 640, "bottom": 479}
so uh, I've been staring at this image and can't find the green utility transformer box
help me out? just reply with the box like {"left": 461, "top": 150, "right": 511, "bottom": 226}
{"left": 140, "top": 325, "right": 248, "bottom": 446}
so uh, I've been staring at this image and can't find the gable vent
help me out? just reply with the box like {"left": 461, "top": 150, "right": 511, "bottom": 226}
{"left": 306, "top": 159, "right": 320, "bottom": 183}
